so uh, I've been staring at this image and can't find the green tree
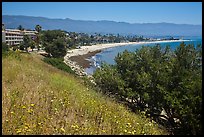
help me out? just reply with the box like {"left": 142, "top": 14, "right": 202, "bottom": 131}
{"left": 93, "top": 43, "right": 202, "bottom": 135}
{"left": 23, "top": 35, "right": 30, "bottom": 52}
{"left": 44, "top": 37, "right": 67, "bottom": 58}
{"left": 17, "top": 25, "right": 24, "bottom": 31}
{"left": 19, "top": 43, "right": 24, "bottom": 51}
{"left": 30, "top": 41, "right": 36, "bottom": 51}
{"left": 41, "top": 30, "right": 66, "bottom": 43}
{"left": 34, "top": 25, "right": 42, "bottom": 50}
{"left": 2, "top": 42, "right": 9, "bottom": 52}
{"left": 35, "top": 24, "right": 42, "bottom": 33}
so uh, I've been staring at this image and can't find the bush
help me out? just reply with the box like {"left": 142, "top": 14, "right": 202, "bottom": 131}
{"left": 43, "top": 57, "right": 75, "bottom": 74}
{"left": 2, "top": 42, "right": 9, "bottom": 52}
{"left": 93, "top": 43, "right": 202, "bottom": 135}
{"left": 44, "top": 38, "right": 67, "bottom": 58}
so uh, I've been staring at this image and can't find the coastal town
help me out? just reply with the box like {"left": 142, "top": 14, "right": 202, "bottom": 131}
{"left": 2, "top": 23, "right": 188, "bottom": 76}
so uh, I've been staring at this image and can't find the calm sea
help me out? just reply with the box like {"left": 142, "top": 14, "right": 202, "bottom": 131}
{"left": 86, "top": 36, "right": 202, "bottom": 75}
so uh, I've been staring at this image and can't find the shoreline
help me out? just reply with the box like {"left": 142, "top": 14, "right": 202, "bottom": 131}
{"left": 64, "top": 39, "right": 191, "bottom": 76}
{"left": 65, "top": 39, "right": 190, "bottom": 58}
{"left": 69, "top": 50, "right": 102, "bottom": 69}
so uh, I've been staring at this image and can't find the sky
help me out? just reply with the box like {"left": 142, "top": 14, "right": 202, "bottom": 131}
{"left": 2, "top": 2, "right": 202, "bottom": 25}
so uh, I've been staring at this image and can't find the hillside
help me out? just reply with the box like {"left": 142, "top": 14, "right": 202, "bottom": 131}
{"left": 2, "top": 51, "right": 168, "bottom": 135}
{"left": 2, "top": 15, "right": 202, "bottom": 36}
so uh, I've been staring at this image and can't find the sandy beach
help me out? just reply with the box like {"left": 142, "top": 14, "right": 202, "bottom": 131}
{"left": 64, "top": 39, "right": 190, "bottom": 76}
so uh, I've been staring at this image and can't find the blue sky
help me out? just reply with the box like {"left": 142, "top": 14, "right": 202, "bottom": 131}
{"left": 2, "top": 2, "right": 202, "bottom": 25}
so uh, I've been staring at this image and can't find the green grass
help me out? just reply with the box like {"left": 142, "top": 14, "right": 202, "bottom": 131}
{"left": 2, "top": 51, "right": 168, "bottom": 135}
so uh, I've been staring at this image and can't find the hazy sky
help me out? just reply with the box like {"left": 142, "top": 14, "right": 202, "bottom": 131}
{"left": 2, "top": 2, "right": 202, "bottom": 25}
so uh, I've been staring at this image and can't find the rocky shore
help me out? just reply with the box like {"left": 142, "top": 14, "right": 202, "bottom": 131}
{"left": 64, "top": 50, "right": 101, "bottom": 77}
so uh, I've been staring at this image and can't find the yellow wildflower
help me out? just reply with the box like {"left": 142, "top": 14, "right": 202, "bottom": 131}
{"left": 60, "top": 127, "right": 65, "bottom": 132}
{"left": 30, "top": 104, "right": 35, "bottom": 107}
{"left": 132, "top": 131, "right": 135, "bottom": 135}
{"left": 27, "top": 109, "right": 33, "bottom": 113}
{"left": 22, "top": 106, "right": 26, "bottom": 109}
{"left": 16, "top": 129, "right": 22, "bottom": 134}
{"left": 27, "top": 129, "right": 32, "bottom": 132}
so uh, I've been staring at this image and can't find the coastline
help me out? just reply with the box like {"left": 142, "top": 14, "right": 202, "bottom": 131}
{"left": 69, "top": 50, "right": 102, "bottom": 69}
{"left": 64, "top": 39, "right": 191, "bottom": 76}
{"left": 65, "top": 39, "right": 190, "bottom": 58}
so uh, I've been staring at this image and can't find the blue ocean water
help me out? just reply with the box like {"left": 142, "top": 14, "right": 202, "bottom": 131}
{"left": 86, "top": 37, "right": 202, "bottom": 75}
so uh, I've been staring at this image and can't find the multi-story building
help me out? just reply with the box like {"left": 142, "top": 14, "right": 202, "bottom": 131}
{"left": 2, "top": 23, "right": 38, "bottom": 46}
{"left": 2, "top": 29, "right": 24, "bottom": 46}
{"left": 23, "top": 30, "right": 38, "bottom": 40}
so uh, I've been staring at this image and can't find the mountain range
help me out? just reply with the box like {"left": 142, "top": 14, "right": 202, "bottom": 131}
{"left": 2, "top": 15, "right": 202, "bottom": 36}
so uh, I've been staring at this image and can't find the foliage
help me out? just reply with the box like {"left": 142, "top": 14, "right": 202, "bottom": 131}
{"left": 2, "top": 42, "right": 9, "bottom": 52}
{"left": 22, "top": 35, "right": 32, "bottom": 52}
{"left": 35, "top": 25, "right": 42, "bottom": 33}
{"left": 41, "top": 30, "right": 66, "bottom": 43}
{"left": 30, "top": 41, "right": 36, "bottom": 51}
{"left": 93, "top": 64, "right": 126, "bottom": 100}
{"left": 19, "top": 43, "right": 24, "bottom": 50}
{"left": 43, "top": 57, "right": 75, "bottom": 74}
{"left": 44, "top": 37, "right": 67, "bottom": 58}
{"left": 2, "top": 52, "right": 167, "bottom": 135}
{"left": 41, "top": 30, "right": 67, "bottom": 58}
{"left": 2, "top": 42, "right": 10, "bottom": 57}
{"left": 93, "top": 43, "right": 202, "bottom": 135}
{"left": 17, "top": 25, "right": 24, "bottom": 31}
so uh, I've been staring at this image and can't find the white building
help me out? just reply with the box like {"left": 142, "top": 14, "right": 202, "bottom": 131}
{"left": 2, "top": 23, "right": 38, "bottom": 46}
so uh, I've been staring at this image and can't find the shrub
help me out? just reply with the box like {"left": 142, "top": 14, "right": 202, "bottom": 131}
{"left": 43, "top": 57, "right": 75, "bottom": 74}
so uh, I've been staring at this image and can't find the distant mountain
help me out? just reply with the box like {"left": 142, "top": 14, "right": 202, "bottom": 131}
{"left": 2, "top": 15, "right": 202, "bottom": 36}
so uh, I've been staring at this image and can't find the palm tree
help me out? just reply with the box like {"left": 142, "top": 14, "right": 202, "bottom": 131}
{"left": 17, "top": 25, "right": 24, "bottom": 31}
{"left": 35, "top": 25, "right": 42, "bottom": 33}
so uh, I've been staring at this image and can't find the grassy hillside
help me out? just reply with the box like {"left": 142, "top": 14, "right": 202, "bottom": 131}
{"left": 2, "top": 51, "right": 167, "bottom": 135}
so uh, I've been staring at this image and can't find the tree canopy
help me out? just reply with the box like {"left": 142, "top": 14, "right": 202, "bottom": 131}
{"left": 93, "top": 42, "right": 202, "bottom": 135}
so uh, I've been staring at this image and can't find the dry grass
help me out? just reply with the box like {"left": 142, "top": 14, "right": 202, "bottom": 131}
{"left": 2, "top": 51, "right": 168, "bottom": 135}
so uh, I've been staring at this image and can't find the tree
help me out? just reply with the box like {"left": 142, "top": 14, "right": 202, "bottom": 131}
{"left": 44, "top": 37, "right": 67, "bottom": 58}
{"left": 23, "top": 35, "right": 32, "bottom": 52}
{"left": 2, "top": 42, "right": 9, "bottom": 52}
{"left": 35, "top": 25, "right": 42, "bottom": 33}
{"left": 30, "top": 41, "right": 36, "bottom": 51}
{"left": 93, "top": 43, "right": 202, "bottom": 135}
{"left": 19, "top": 43, "right": 24, "bottom": 51}
{"left": 41, "top": 30, "right": 66, "bottom": 43}
{"left": 34, "top": 25, "right": 42, "bottom": 49}
{"left": 17, "top": 25, "right": 24, "bottom": 31}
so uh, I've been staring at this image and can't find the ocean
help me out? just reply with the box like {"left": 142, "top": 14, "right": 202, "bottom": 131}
{"left": 85, "top": 36, "right": 202, "bottom": 75}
